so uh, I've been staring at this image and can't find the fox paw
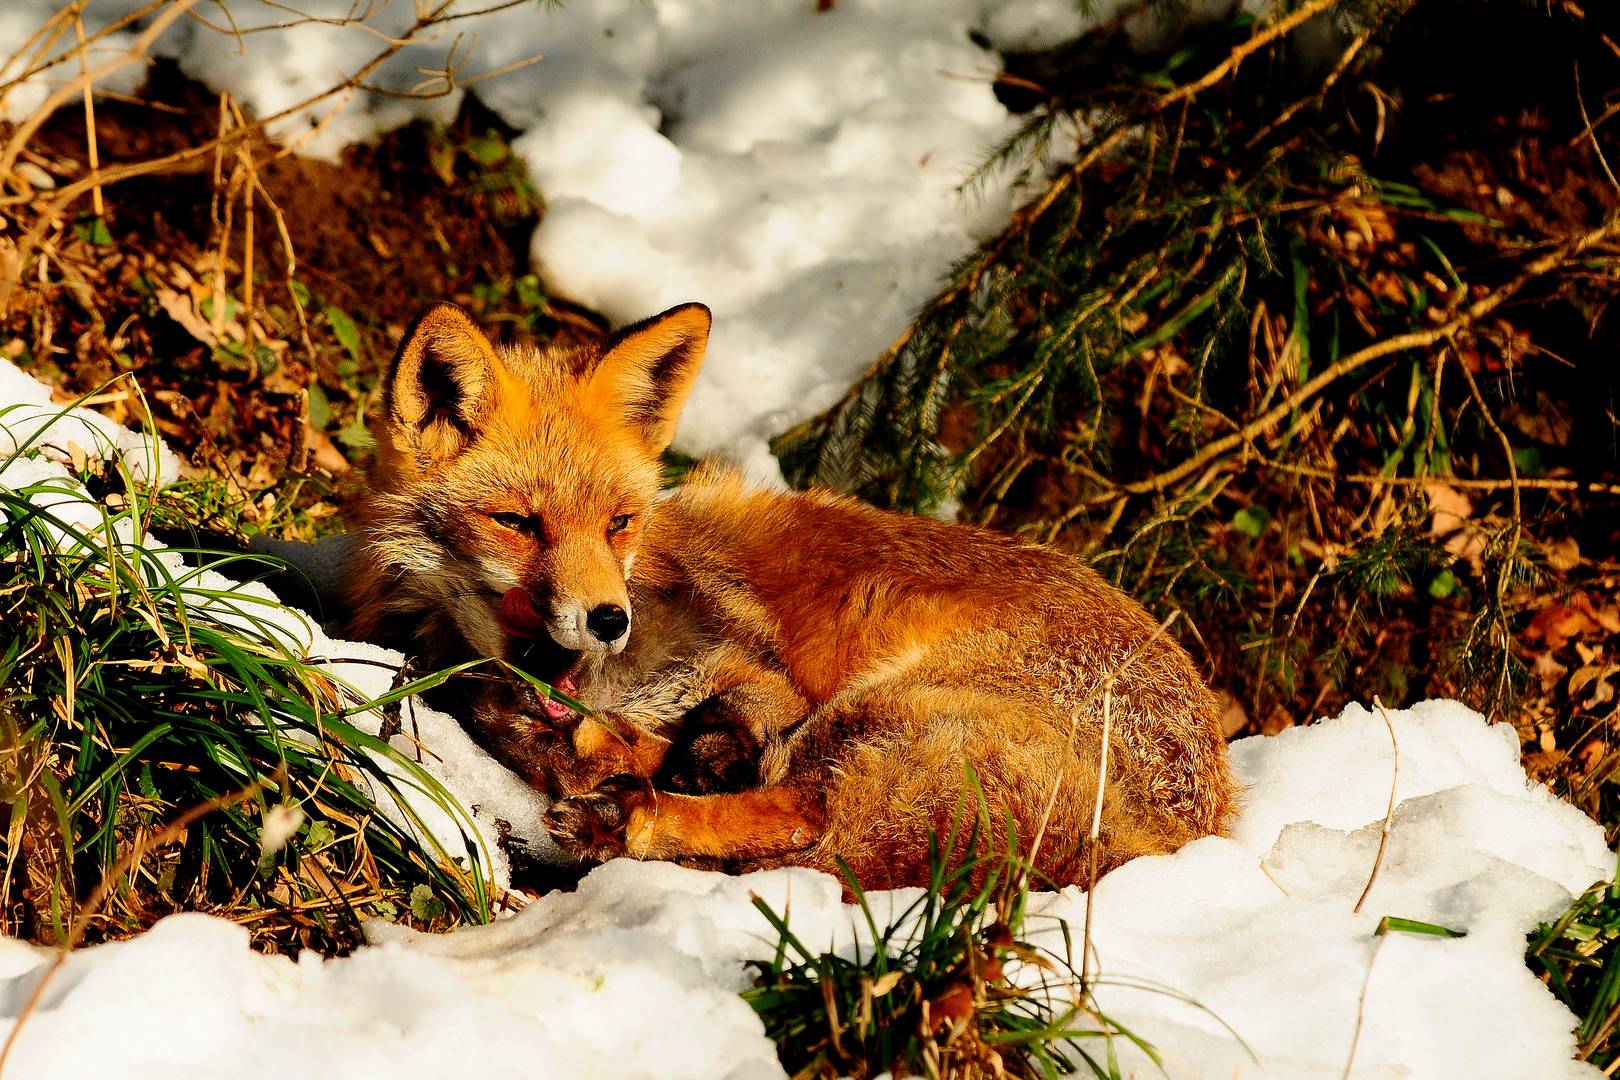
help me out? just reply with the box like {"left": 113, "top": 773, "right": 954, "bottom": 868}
{"left": 658, "top": 727, "right": 759, "bottom": 795}
{"left": 543, "top": 775, "right": 648, "bottom": 862}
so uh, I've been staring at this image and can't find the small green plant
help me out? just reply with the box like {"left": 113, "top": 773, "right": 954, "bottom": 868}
{"left": 743, "top": 782, "right": 1217, "bottom": 1079}
{"left": 0, "top": 400, "right": 496, "bottom": 952}
{"left": 430, "top": 126, "right": 544, "bottom": 226}
{"left": 1529, "top": 865, "right": 1620, "bottom": 1071}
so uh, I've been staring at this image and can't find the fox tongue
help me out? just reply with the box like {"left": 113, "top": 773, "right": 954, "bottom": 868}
{"left": 498, "top": 588, "right": 547, "bottom": 638}
{"left": 500, "top": 590, "right": 578, "bottom": 719}
{"left": 540, "top": 672, "right": 578, "bottom": 722}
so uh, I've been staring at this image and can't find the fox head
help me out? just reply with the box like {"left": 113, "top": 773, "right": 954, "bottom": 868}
{"left": 359, "top": 301, "right": 710, "bottom": 677}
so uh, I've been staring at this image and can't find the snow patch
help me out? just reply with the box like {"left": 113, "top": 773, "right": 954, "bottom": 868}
{"left": 0, "top": 701, "right": 1609, "bottom": 1076}
{"left": 5, "top": 0, "right": 1076, "bottom": 484}
{"left": 0, "top": 367, "right": 1607, "bottom": 1080}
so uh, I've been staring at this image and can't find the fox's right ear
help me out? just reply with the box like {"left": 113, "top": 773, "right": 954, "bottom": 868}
{"left": 385, "top": 303, "right": 500, "bottom": 461}
{"left": 581, "top": 303, "right": 711, "bottom": 455}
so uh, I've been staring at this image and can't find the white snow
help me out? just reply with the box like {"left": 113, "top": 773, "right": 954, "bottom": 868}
{"left": 1, "top": 0, "right": 1210, "bottom": 483}
{"left": 0, "top": 2, "right": 1348, "bottom": 484}
{"left": 0, "top": 691, "right": 1610, "bottom": 1078}
{"left": 0, "top": 357, "right": 1610, "bottom": 1077}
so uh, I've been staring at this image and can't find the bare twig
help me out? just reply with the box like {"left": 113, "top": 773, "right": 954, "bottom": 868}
{"left": 1455, "top": 351, "right": 1526, "bottom": 710}
{"left": 1574, "top": 61, "right": 1620, "bottom": 200}
{"left": 0, "top": 0, "right": 527, "bottom": 310}
{"left": 1088, "top": 213, "right": 1620, "bottom": 505}
{"left": 777, "top": 0, "right": 1334, "bottom": 451}
{"left": 0, "top": 0, "right": 198, "bottom": 184}
{"left": 71, "top": 5, "right": 103, "bottom": 218}
{"left": 1340, "top": 936, "right": 1387, "bottom": 1080}
{"left": 1025, "top": 608, "right": 1184, "bottom": 875}
{"left": 1079, "top": 687, "right": 1113, "bottom": 992}
{"left": 1258, "top": 459, "right": 1620, "bottom": 496}
{"left": 1353, "top": 697, "right": 1401, "bottom": 915}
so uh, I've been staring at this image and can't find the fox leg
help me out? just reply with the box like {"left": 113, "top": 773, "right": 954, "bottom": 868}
{"left": 543, "top": 776, "right": 824, "bottom": 864}
{"left": 521, "top": 644, "right": 806, "bottom": 799}
{"left": 537, "top": 718, "right": 673, "bottom": 798}
{"left": 654, "top": 646, "right": 810, "bottom": 794}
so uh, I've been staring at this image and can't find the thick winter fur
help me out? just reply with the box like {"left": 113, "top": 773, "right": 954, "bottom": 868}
{"left": 348, "top": 302, "right": 1238, "bottom": 888}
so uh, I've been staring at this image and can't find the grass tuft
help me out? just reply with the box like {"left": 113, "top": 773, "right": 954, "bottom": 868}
{"left": 1530, "top": 862, "right": 1620, "bottom": 1071}
{"left": 743, "top": 784, "right": 1226, "bottom": 1079}
{"left": 0, "top": 398, "right": 496, "bottom": 952}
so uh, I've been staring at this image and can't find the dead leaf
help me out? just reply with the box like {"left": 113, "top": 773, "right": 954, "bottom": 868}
{"left": 869, "top": 971, "right": 905, "bottom": 997}
{"left": 1503, "top": 393, "right": 1573, "bottom": 447}
{"left": 304, "top": 424, "right": 351, "bottom": 475}
{"left": 1217, "top": 691, "right": 1250, "bottom": 738}
{"left": 1526, "top": 602, "right": 1598, "bottom": 650}
{"left": 1574, "top": 593, "right": 1620, "bottom": 634}
{"left": 1534, "top": 650, "right": 1569, "bottom": 690}
{"left": 155, "top": 285, "right": 221, "bottom": 348}
{"left": 1545, "top": 536, "right": 1581, "bottom": 572}
{"left": 924, "top": 981, "right": 976, "bottom": 1030}
{"left": 1424, "top": 481, "right": 1485, "bottom": 566}
{"left": 1569, "top": 665, "right": 1611, "bottom": 697}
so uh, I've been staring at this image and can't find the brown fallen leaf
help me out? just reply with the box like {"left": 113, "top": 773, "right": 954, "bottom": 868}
{"left": 1569, "top": 664, "right": 1617, "bottom": 698}
{"left": 1527, "top": 602, "right": 1599, "bottom": 650}
{"left": 156, "top": 285, "right": 224, "bottom": 348}
{"left": 304, "top": 424, "right": 351, "bottom": 475}
{"left": 1574, "top": 593, "right": 1620, "bottom": 635}
{"left": 1533, "top": 650, "right": 1569, "bottom": 690}
{"left": 1424, "top": 481, "right": 1485, "bottom": 566}
{"left": 1217, "top": 691, "right": 1250, "bottom": 738}
{"left": 1545, "top": 536, "right": 1582, "bottom": 572}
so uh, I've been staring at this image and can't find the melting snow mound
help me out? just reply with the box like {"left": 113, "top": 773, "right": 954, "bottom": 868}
{"left": 0, "top": 699, "right": 1609, "bottom": 1079}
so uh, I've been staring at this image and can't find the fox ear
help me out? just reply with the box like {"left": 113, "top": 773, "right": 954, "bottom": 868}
{"left": 386, "top": 303, "right": 500, "bottom": 460}
{"left": 582, "top": 303, "right": 710, "bottom": 454}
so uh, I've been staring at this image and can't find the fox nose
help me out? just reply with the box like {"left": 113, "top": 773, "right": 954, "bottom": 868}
{"left": 586, "top": 603, "right": 629, "bottom": 643}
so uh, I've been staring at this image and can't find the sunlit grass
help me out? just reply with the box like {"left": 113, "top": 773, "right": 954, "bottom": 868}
{"left": 0, "top": 399, "right": 497, "bottom": 951}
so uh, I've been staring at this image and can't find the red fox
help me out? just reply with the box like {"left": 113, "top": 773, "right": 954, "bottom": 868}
{"left": 347, "top": 302, "right": 1237, "bottom": 887}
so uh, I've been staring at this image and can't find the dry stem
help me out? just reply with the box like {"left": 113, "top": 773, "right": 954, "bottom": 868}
{"left": 1352, "top": 697, "right": 1401, "bottom": 915}
{"left": 1079, "top": 687, "right": 1113, "bottom": 992}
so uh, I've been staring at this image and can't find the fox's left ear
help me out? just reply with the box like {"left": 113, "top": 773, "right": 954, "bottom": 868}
{"left": 582, "top": 303, "right": 710, "bottom": 454}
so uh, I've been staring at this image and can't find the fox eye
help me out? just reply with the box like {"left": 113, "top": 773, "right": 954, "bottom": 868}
{"left": 608, "top": 514, "right": 632, "bottom": 534}
{"left": 491, "top": 512, "right": 536, "bottom": 535}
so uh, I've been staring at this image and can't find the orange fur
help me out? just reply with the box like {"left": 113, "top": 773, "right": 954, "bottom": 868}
{"left": 348, "top": 302, "right": 1239, "bottom": 888}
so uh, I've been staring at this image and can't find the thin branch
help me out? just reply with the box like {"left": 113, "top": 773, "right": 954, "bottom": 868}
{"left": 0, "top": 0, "right": 198, "bottom": 184}
{"left": 1259, "top": 457, "right": 1620, "bottom": 496}
{"left": 1079, "top": 687, "right": 1113, "bottom": 992}
{"left": 1091, "top": 213, "right": 1620, "bottom": 504}
{"left": 1574, "top": 61, "right": 1620, "bottom": 197}
{"left": 1352, "top": 697, "right": 1401, "bottom": 915}
{"left": 1340, "top": 936, "right": 1387, "bottom": 1080}
{"left": 777, "top": 0, "right": 1333, "bottom": 451}
{"left": 0, "top": 0, "right": 512, "bottom": 309}
{"left": 72, "top": 4, "right": 104, "bottom": 218}
{"left": 1025, "top": 608, "right": 1184, "bottom": 880}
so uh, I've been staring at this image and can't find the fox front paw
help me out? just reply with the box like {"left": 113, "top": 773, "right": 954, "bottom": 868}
{"left": 543, "top": 775, "right": 648, "bottom": 862}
